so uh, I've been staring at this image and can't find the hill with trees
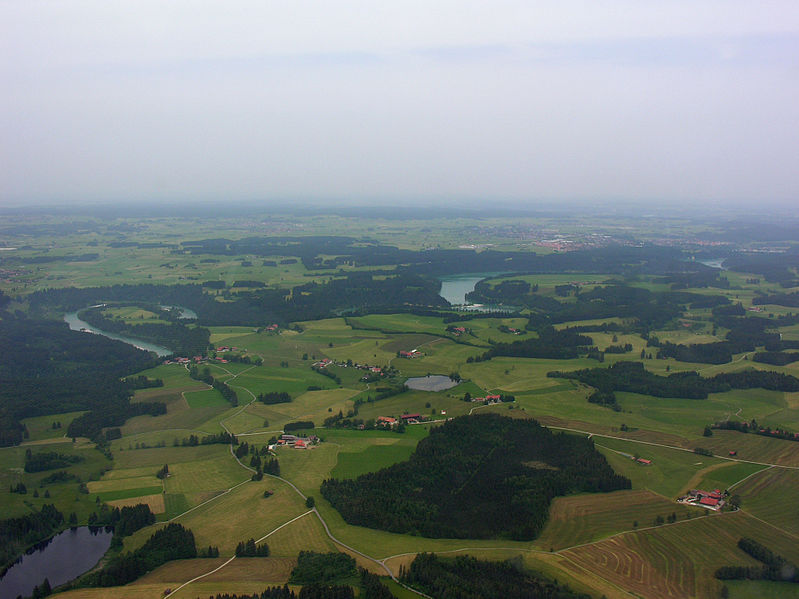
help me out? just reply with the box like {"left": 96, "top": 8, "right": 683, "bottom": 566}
{"left": 321, "top": 414, "right": 629, "bottom": 540}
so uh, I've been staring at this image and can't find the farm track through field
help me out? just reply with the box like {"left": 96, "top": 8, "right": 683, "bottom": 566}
{"left": 169, "top": 367, "right": 433, "bottom": 598}
{"left": 548, "top": 425, "right": 799, "bottom": 471}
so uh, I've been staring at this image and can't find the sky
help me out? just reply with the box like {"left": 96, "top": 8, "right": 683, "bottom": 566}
{"left": 1, "top": 1, "right": 798, "bottom": 208}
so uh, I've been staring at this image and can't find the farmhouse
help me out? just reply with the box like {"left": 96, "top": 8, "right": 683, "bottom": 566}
{"left": 636, "top": 458, "right": 652, "bottom": 465}
{"left": 401, "top": 413, "right": 422, "bottom": 423}
{"left": 377, "top": 416, "right": 397, "bottom": 428}
{"left": 678, "top": 488, "right": 726, "bottom": 511}
{"left": 399, "top": 349, "right": 421, "bottom": 358}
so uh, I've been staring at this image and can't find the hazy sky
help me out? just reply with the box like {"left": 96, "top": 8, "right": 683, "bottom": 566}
{"left": 1, "top": 1, "right": 798, "bottom": 207}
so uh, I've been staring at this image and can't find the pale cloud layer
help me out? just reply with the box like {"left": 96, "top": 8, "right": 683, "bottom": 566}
{"left": 1, "top": 1, "right": 798, "bottom": 206}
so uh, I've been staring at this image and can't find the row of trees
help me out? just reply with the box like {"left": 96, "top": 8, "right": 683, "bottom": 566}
{"left": 189, "top": 365, "right": 239, "bottom": 406}
{"left": 716, "top": 537, "right": 799, "bottom": 583}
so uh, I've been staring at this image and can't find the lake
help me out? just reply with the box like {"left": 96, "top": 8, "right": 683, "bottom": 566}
{"left": 438, "top": 272, "right": 506, "bottom": 305}
{"left": 405, "top": 375, "right": 459, "bottom": 391}
{"left": 64, "top": 310, "right": 171, "bottom": 357}
{"left": 0, "top": 527, "right": 113, "bottom": 598}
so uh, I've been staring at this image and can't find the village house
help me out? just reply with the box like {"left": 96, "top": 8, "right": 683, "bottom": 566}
{"left": 678, "top": 488, "right": 726, "bottom": 511}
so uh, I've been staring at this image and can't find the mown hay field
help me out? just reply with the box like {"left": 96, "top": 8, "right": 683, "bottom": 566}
{"left": 562, "top": 511, "right": 799, "bottom": 599}
{"left": 735, "top": 466, "right": 799, "bottom": 535}
{"left": 699, "top": 429, "right": 799, "bottom": 467}
{"left": 534, "top": 489, "right": 703, "bottom": 551}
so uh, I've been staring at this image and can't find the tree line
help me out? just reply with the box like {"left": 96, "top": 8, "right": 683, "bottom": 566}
{"left": 400, "top": 552, "right": 590, "bottom": 599}
{"left": 549, "top": 361, "right": 799, "bottom": 409}
{"left": 715, "top": 537, "right": 799, "bottom": 583}
{"left": 190, "top": 365, "right": 239, "bottom": 406}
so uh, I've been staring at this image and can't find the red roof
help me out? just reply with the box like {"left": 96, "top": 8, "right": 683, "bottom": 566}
{"left": 401, "top": 413, "right": 421, "bottom": 419}
{"left": 699, "top": 497, "right": 719, "bottom": 506}
{"left": 486, "top": 395, "right": 501, "bottom": 400}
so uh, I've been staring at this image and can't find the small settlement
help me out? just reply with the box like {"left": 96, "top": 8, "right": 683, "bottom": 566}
{"left": 271, "top": 434, "right": 320, "bottom": 450}
{"left": 678, "top": 488, "right": 726, "bottom": 511}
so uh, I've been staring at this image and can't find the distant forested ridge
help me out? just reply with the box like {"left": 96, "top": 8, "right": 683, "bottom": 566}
{"left": 549, "top": 362, "right": 799, "bottom": 406}
{"left": 400, "top": 553, "right": 590, "bottom": 599}
{"left": 467, "top": 283, "right": 728, "bottom": 332}
{"left": 27, "top": 272, "right": 446, "bottom": 326}
{"left": 321, "top": 414, "right": 629, "bottom": 540}
{"left": 0, "top": 314, "right": 161, "bottom": 446}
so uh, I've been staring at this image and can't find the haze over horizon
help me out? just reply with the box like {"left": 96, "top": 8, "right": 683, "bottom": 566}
{"left": 2, "top": 1, "right": 798, "bottom": 208}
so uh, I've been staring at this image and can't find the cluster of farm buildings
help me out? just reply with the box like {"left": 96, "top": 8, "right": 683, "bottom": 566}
{"left": 163, "top": 345, "right": 248, "bottom": 366}
{"left": 376, "top": 413, "right": 427, "bottom": 427}
{"left": 678, "top": 489, "right": 726, "bottom": 511}
{"left": 270, "top": 434, "right": 319, "bottom": 450}
{"left": 312, "top": 358, "right": 389, "bottom": 380}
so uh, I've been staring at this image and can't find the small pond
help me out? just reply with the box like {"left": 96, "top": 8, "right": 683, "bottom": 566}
{"left": 405, "top": 375, "right": 459, "bottom": 392}
{"left": 0, "top": 526, "right": 113, "bottom": 598}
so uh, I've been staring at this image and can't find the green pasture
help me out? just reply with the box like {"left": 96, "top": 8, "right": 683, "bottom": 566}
{"left": 593, "top": 436, "right": 727, "bottom": 497}
{"left": 329, "top": 429, "right": 424, "bottom": 479}
{"left": 103, "top": 305, "right": 167, "bottom": 324}
{"left": 347, "top": 313, "right": 450, "bottom": 335}
{"left": 225, "top": 366, "right": 338, "bottom": 397}
{"left": 21, "top": 411, "right": 86, "bottom": 442}
{"left": 693, "top": 461, "right": 766, "bottom": 493}
{"left": 184, "top": 388, "right": 229, "bottom": 408}
{"left": 0, "top": 441, "right": 113, "bottom": 519}
{"left": 354, "top": 387, "right": 481, "bottom": 423}
{"left": 124, "top": 392, "right": 231, "bottom": 437}
{"left": 726, "top": 580, "right": 799, "bottom": 598}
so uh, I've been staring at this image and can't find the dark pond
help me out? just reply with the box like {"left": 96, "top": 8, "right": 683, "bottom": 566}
{"left": 405, "top": 375, "right": 459, "bottom": 391}
{"left": 0, "top": 527, "right": 113, "bottom": 598}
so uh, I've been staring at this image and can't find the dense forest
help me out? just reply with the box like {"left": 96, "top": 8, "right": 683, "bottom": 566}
{"left": 321, "top": 414, "right": 629, "bottom": 540}
{"left": 472, "top": 326, "right": 593, "bottom": 361}
{"left": 81, "top": 523, "right": 197, "bottom": 587}
{"left": 289, "top": 551, "right": 357, "bottom": 584}
{"left": 0, "top": 314, "right": 161, "bottom": 446}
{"left": 399, "top": 553, "right": 589, "bottom": 599}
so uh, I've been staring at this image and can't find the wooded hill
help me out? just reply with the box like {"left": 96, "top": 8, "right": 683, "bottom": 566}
{"left": 321, "top": 414, "right": 630, "bottom": 540}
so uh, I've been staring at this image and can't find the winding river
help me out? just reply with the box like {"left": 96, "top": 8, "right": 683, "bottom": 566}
{"left": 64, "top": 310, "right": 171, "bottom": 357}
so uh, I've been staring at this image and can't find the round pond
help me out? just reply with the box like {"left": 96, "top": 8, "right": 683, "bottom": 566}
{"left": 405, "top": 375, "right": 459, "bottom": 392}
